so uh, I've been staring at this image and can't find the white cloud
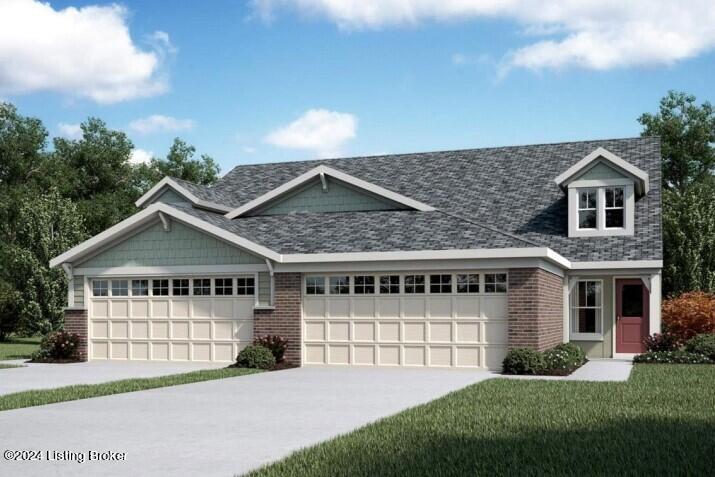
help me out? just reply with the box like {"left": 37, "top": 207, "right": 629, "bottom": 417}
{"left": 130, "top": 148, "right": 153, "bottom": 165}
{"left": 57, "top": 122, "right": 82, "bottom": 139}
{"left": 254, "top": 1, "right": 715, "bottom": 72}
{"left": 242, "top": 146, "right": 257, "bottom": 154}
{"left": 128, "top": 115, "right": 195, "bottom": 135}
{"left": 0, "top": 0, "right": 173, "bottom": 103}
{"left": 451, "top": 53, "right": 467, "bottom": 65}
{"left": 264, "top": 109, "right": 357, "bottom": 157}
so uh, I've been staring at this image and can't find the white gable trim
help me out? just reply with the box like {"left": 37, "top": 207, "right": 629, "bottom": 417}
{"left": 50, "top": 203, "right": 280, "bottom": 268}
{"left": 554, "top": 147, "right": 650, "bottom": 195}
{"left": 224, "top": 165, "right": 436, "bottom": 219}
{"left": 135, "top": 177, "right": 232, "bottom": 213}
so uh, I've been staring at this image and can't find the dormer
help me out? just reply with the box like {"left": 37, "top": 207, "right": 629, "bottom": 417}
{"left": 555, "top": 147, "right": 649, "bottom": 238}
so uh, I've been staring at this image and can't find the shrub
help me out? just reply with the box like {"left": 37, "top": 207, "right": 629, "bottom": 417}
{"left": 254, "top": 335, "right": 289, "bottom": 362}
{"left": 31, "top": 330, "right": 80, "bottom": 362}
{"left": 684, "top": 334, "right": 715, "bottom": 360}
{"left": 236, "top": 345, "right": 276, "bottom": 369}
{"left": 633, "top": 351, "right": 713, "bottom": 364}
{"left": 543, "top": 343, "right": 587, "bottom": 375}
{"left": 662, "top": 292, "right": 715, "bottom": 343}
{"left": 502, "top": 348, "right": 545, "bottom": 375}
{"left": 644, "top": 332, "right": 680, "bottom": 352}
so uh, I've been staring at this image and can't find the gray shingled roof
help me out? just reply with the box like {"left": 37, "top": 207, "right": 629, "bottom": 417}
{"left": 168, "top": 137, "right": 662, "bottom": 262}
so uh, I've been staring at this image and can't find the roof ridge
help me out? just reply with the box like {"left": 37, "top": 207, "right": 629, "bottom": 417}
{"left": 434, "top": 209, "right": 541, "bottom": 248}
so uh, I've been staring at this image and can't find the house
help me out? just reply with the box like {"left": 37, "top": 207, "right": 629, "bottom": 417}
{"left": 50, "top": 137, "right": 662, "bottom": 368}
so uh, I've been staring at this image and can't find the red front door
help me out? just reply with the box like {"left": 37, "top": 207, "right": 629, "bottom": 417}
{"left": 616, "top": 279, "right": 649, "bottom": 353}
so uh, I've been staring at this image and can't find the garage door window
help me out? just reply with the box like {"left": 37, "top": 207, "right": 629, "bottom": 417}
{"left": 306, "top": 276, "right": 325, "bottom": 295}
{"left": 430, "top": 274, "right": 452, "bottom": 293}
{"left": 404, "top": 275, "right": 425, "bottom": 294}
{"left": 379, "top": 275, "right": 400, "bottom": 294}
{"left": 485, "top": 274, "right": 507, "bottom": 293}
{"left": 173, "top": 279, "right": 190, "bottom": 296}
{"left": 215, "top": 278, "right": 233, "bottom": 295}
{"left": 193, "top": 278, "right": 211, "bottom": 295}
{"left": 111, "top": 280, "right": 128, "bottom": 296}
{"left": 457, "top": 274, "right": 480, "bottom": 293}
{"left": 329, "top": 276, "right": 350, "bottom": 295}
{"left": 354, "top": 276, "right": 375, "bottom": 294}
{"left": 92, "top": 280, "right": 108, "bottom": 296}
{"left": 131, "top": 279, "right": 149, "bottom": 296}
{"left": 236, "top": 277, "right": 255, "bottom": 295}
{"left": 152, "top": 279, "right": 169, "bottom": 296}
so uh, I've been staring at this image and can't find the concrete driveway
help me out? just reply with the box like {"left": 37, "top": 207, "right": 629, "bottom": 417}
{"left": 0, "top": 367, "right": 492, "bottom": 476}
{"left": 0, "top": 360, "right": 226, "bottom": 395}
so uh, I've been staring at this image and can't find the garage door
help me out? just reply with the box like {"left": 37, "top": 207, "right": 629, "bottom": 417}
{"left": 88, "top": 276, "right": 255, "bottom": 362}
{"left": 302, "top": 272, "right": 508, "bottom": 369}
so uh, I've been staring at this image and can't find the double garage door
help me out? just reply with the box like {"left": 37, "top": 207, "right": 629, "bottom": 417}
{"left": 88, "top": 277, "right": 255, "bottom": 362}
{"left": 302, "top": 272, "right": 508, "bottom": 369}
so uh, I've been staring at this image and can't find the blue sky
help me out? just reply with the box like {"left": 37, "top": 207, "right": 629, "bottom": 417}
{"left": 2, "top": 1, "right": 714, "bottom": 174}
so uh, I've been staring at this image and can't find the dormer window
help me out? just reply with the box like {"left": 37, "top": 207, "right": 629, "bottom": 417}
{"left": 555, "top": 147, "right": 649, "bottom": 238}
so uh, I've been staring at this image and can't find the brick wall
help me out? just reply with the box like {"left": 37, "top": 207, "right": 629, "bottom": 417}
{"left": 507, "top": 268, "right": 564, "bottom": 351}
{"left": 253, "top": 273, "right": 302, "bottom": 365}
{"left": 64, "top": 308, "right": 88, "bottom": 361}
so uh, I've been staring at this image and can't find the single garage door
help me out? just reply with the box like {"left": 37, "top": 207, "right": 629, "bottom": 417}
{"left": 88, "top": 276, "right": 255, "bottom": 362}
{"left": 302, "top": 272, "right": 508, "bottom": 369}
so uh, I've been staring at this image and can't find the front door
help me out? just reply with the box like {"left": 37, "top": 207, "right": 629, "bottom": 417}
{"left": 616, "top": 279, "right": 649, "bottom": 353}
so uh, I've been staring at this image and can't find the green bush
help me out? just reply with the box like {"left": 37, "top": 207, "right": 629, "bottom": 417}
{"left": 633, "top": 351, "right": 713, "bottom": 364}
{"left": 543, "top": 343, "right": 587, "bottom": 375}
{"left": 684, "top": 334, "right": 715, "bottom": 360}
{"left": 30, "top": 330, "right": 80, "bottom": 362}
{"left": 236, "top": 345, "right": 276, "bottom": 370}
{"left": 502, "top": 348, "right": 545, "bottom": 375}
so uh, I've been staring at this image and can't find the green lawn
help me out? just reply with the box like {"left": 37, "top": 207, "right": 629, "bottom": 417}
{"left": 248, "top": 365, "right": 715, "bottom": 477}
{"left": 0, "top": 363, "right": 24, "bottom": 369}
{"left": 0, "top": 367, "right": 261, "bottom": 412}
{"left": 0, "top": 336, "right": 41, "bottom": 360}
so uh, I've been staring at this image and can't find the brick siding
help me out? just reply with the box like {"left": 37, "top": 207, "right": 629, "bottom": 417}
{"left": 64, "top": 308, "right": 88, "bottom": 361}
{"left": 253, "top": 273, "right": 302, "bottom": 365}
{"left": 507, "top": 268, "right": 564, "bottom": 351}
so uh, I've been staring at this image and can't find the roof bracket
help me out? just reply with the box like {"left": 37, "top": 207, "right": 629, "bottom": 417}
{"left": 61, "top": 263, "right": 73, "bottom": 279}
{"left": 159, "top": 212, "right": 171, "bottom": 232}
{"left": 319, "top": 172, "right": 328, "bottom": 192}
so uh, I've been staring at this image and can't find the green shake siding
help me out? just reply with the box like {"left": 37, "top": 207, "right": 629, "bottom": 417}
{"left": 254, "top": 177, "right": 405, "bottom": 215}
{"left": 154, "top": 188, "right": 189, "bottom": 204}
{"left": 578, "top": 161, "right": 628, "bottom": 181}
{"left": 77, "top": 221, "right": 264, "bottom": 268}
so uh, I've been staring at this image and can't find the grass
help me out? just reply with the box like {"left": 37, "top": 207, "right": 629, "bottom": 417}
{"left": 0, "top": 336, "right": 41, "bottom": 360}
{"left": 0, "top": 363, "right": 24, "bottom": 369}
{"left": 0, "top": 367, "right": 261, "bottom": 412}
{"left": 248, "top": 365, "right": 715, "bottom": 477}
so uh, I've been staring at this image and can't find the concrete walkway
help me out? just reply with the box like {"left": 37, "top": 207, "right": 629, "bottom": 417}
{"left": 500, "top": 359, "right": 633, "bottom": 382}
{"left": 0, "top": 366, "right": 492, "bottom": 477}
{"left": 0, "top": 360, "right": 226, "bottom": 395}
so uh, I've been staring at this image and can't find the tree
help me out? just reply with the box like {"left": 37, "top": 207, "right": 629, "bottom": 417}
{"left": 137, "top": 137, "right": 220, "bottom": 188}
{"left": 0, "top": 102, "right": 48, "bottom": 187}
{"left": 639, "top": 91, "right": 715, "bottom": 193}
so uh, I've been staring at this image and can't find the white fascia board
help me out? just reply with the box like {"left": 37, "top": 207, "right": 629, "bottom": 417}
{"left": 135, "top": 177, "right": 232, "bottom": 213}
{"left": 554, "top": 147, "right": 650, "bottom": 195}
{"left": 570, "top": 260, "right": 662, "bottom": 270}
{"left": 50, "top": 203, "right": 280, "bottom": 268}
{"left": 225, "top": 165, "right": 436, "bottom": 219}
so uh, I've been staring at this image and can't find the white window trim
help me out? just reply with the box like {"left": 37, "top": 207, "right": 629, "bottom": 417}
{"left": 90, "top": 275, "right": 255, "bottom": 298}
{"left": 569, "top": 279, "right": 604, "bottom": 341}
{"left": 568, "top": 183, "right": 634, "bottom": 237}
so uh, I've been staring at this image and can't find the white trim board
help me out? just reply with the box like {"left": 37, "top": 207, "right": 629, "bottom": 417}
{"left": 75, "top": 264, "right": 268, "bottom": 277}
{"left": 224, "top": 165, "right": 436, "bottom": 219}
{"left": 135, "top": 177, "right": 232, "bottom": 213}
{"left": 554, "top": 147, "right": 650, "bottom": 195}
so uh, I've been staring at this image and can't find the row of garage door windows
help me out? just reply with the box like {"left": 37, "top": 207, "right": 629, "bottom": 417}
{"left": 92, "top": 277, "right": 255, "bottom": 297}
{"left": 305, "top": 273, "right": 508, "bottom": 295}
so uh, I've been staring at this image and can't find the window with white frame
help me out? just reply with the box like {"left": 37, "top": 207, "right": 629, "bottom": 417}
{"left": 172, "top": 279, "right": 189, "bottom": 296}
{"left": 457, "top": 274, "right": 480, "bottom": 293}
{"left": 305, "top": 276, "right": 325, "bottom": 295}
{"left": 605, "top": 187, "right": 625, "bottom": 228}
{"left": 111, "top": 279, "right": 128, "bottom": 296}
{"left": 92, "top": 279, "right": 108, "bottom": 296}
{"left": 484, "top": 273, "right": 507, "bottom": 293}
{"left": 571, "top": 280, "right": 602, "bottom": 338}
{"left": 152, "top": 279, "right": 169, "bottom": 296}
{"left": 577, "top": 189, "right": 597, "bottom": 229}
{"left": 236, "top": 277, "right": 255, "bottom": 295}
{"left": 215, "top": 278, "right": 233, "bottom": 295}
{"left": 131, "top": 279, "right": 148, "bottom": 296}
{"left": 193, "top": 278, "right": 211, "bottom": 296}
{"left": 379, "top": 275, "right": 400, "bottom": 294}
{"left": 329, "top": 276, "right": 350, "bottom": 295}
{"left": 354, "top": 275, "right": 375, "bottom": 294}
{"left": 404, "top": 275, "right": 425, "bottom": 294}
{"left": 429, "top": 274, "right": 452, "bottom": 293}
